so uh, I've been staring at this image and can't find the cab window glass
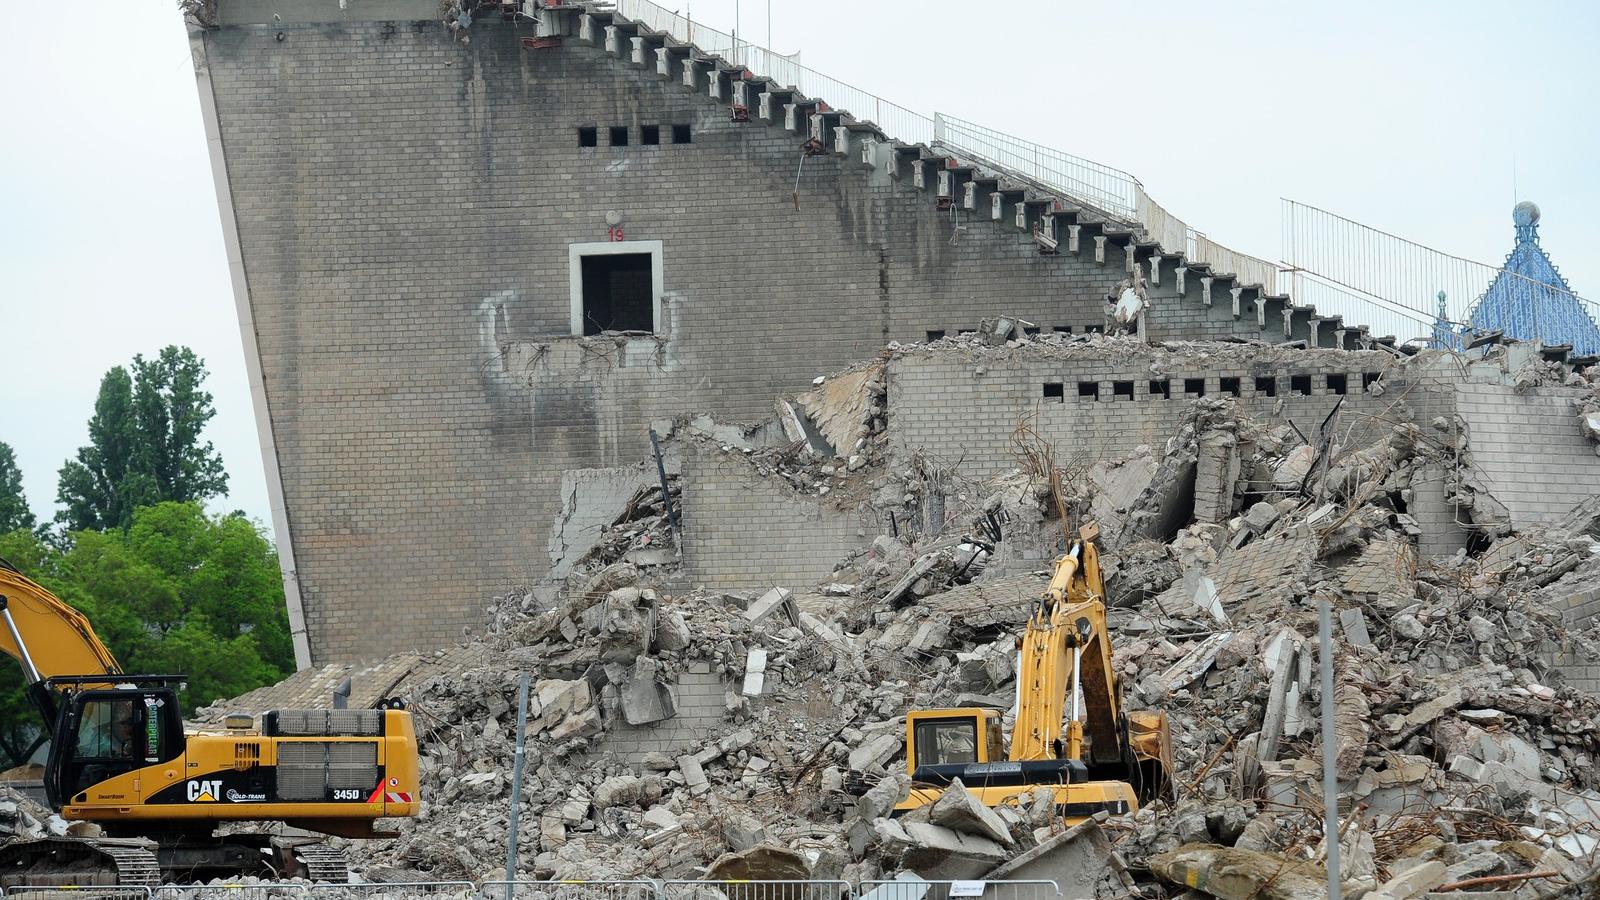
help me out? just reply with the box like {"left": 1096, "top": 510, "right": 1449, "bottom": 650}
{"left": 75, "top": 700, "right": 150, "bottom": 760}
{"left": 915, "top": 719, "right": 978, "bottom": 766}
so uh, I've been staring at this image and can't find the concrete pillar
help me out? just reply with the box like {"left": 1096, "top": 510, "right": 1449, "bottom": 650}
{"left": 1175, "top": 266, "right": 1187, "bottom": 295}
{"left": 656, "top": 49, "right": 671, "bottom": 78}
{"left": 579, "top": 14, "right": 596, "bottom": 44}
{"left": 963, "top": 181, "right": 977, "bottom": 211}
{"left": 913, "top": 160, "right": 926, "bottom": 190}
{"left": 886, "top": 150, "right": 899, "bottom": 177}
{"left": 859, "top": 138, "right": 876, "bottom": 167}
{"left": 1201, "top": 276, "right": 1213, "bottom": 307}
{"left": 758, "top": 91, "right": 772, "bottom": 120}
{"left": 1358, "top": 334, "right": 1373, "bottom": 350}
{"left": 1282, "top": 308, "right": 1294, "bottom": 339}
{"left": 1257, "top": 297, "right": 1267, "bottom": 328}
{"left": 681, "top": 60, "right": 698, "bottom": 90}
{"left": 629, "top": 36, "right": 645, "bottom": 65}
{"left": 833, "top": 127, "right": 850, "bottom": 156}
{"left": 733, "top": 81, "right": 749, "bottom": 110}
{"left": 709, "top": 71, "right": 724, "bottom": 100}
{"left": 1094, "top": 235, "right": 1107, "bottom": 264}
{"left": 809, "top": 113, "right": 826, "bottom": 143}
{"left": 991, "top": 192, "right": 1003, "bottom": 221}
{"left": 1308, "top": 319, "right": 1321, "bottom": 347}
{"left": 1230, "top": 286, "right": 1242, "bottom": 319}
{"left": 1334, "top": 327, "right": 1347, "bottom": 349}
{"left": 1041, "top": 213, "right": 1056, "bottom": 242}
{"left": 1149, "top": 254, "right": 1162, "bottom": 286}
{"left": 1014, "top": 202, "right": 1027, "bottom": 230}
{"left": 783, "top": 103, "right": 798, "bottom": 132}
{"left": 604, "top": 25, "right": 620, "bottom": 55}
{"left": 1067, "top": 224, "right": 1081, "bottom": 254}
{"left": 1124, "top": 243, "right": 1136, "bottom": 273}
{"left": 937, "top": 169, "right": 951, "bottom": 200}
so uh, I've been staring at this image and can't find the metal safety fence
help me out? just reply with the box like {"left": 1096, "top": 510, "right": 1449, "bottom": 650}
{"left": 859, "top": 881, "right": 1060, "bottom": 900}
{"left": 4, "top": 889, "right": 153, "bottom": 900}
{"left": 7, "top": 881, "right": 1060, "bottom": 900}
{"left": 481, "top": 881, "right": 657, "bottom": 900}
{"left": 660, "top": 881, "right": 852, "bottom": 900}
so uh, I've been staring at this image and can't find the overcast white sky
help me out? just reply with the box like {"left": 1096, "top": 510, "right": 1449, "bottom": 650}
{"left": 2, "top": 1, "right": 1596, "bottom": 543}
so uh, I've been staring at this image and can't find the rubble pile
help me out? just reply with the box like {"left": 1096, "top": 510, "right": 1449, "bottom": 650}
{"left": 181, "top": 339, "right": 1600, "bottom": 897}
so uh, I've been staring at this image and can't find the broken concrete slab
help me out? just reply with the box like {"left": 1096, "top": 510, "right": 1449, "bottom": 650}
{"left": 744, "top": 587, "right": 800, "bottom": 627}
{"left": 927, "top": 778, "right": 1013, "bottom": 846}
{"left": 982, "top": 815, "right": 1132, "bottom": 899}
{"left": 1151, "top": 844, "right": 1331, "bottom": 900}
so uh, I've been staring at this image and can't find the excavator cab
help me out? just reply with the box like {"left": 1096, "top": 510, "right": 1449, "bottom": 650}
{"left": 43, "top": 677, "right": 186, "bottom": 809}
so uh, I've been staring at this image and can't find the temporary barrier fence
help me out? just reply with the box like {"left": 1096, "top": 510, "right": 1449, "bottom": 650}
{"left": 857, "top": 880, "right": 1062, "bottom": 900}
{"left": 29, "top": 880, "right": 1064, "bottom": 900}
{"left": 480, "top": 881, "right": 658, "bottom": 900}
{"left": 304, "top": 882, "right": 477, "bottom": 900}
{"left": 659, "top": 881, "right": 852, "bottom": 900}
{"left": 4, "top": 888, "right": 153, "bottom": 900}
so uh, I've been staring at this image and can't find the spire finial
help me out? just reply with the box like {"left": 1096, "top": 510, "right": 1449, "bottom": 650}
{"left": 1513, "top": 201, "right": 1541, "bottom": 243}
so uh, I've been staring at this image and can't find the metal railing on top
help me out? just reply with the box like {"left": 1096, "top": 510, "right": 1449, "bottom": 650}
{"left": 610, "top": 0, "right": 934, "bottom": 144}
{"left": 1282, "top": 199, "right": 1600, "bottom": 351}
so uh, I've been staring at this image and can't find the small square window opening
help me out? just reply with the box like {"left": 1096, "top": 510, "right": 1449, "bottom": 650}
{"left": 1113, "top": 381, "right": 1134, "bottom": 401}
{"left": 1327, "top": 374, "right": 1348, "bottom": 395}
{"left": 1149, "top": 379, "right": 1170, "bottom": 399}
{"left": 1042, "top": 382, "right": 1064, "bottom": 401}
{"left": 609, "top": 126, "right": 629, "bottom": 147}
{"left": 1078, "top": 382, "right": 1100, "bottom": 399}
{"left": 1255, "top": 376, "right": 1278, "bottom": 397}
{"left": 578, "top": 126, "right": 598, "bottom": 147}
{"left": 641, "top": 125, "right": 660, "bottom": 145}
{"left": 1220, "top": 377, "right": 1241, "bottom": 397}
{"left": 1184, "top": 378, "right": 1205, "bottom": 397}
{"left": 671, "top": 124, "right": 692, "bottom": 144}
{"left": 1291, "top": 375, "right": 1312, "bottom": 395}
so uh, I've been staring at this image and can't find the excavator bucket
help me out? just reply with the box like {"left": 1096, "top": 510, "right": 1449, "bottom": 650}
{"left": 1127, "top": 709, "right": 1174, "bottom": 802}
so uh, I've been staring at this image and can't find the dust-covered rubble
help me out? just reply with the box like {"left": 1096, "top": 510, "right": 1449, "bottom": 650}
{"left": 181, "top": 337, "right": 1600, "bottom": 899}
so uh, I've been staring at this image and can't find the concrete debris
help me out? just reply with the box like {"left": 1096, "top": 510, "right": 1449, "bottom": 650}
{"left": 179, "top": 336, "right": 1600, "bottom": 892}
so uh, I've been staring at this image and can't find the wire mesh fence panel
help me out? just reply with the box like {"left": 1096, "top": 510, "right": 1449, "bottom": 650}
{"left": 5, "top": 888, "right": 154, "bottom": 900}
{"left": 660, "top": 881, "right": 851, "bottom": 900}
{"left": 478, "top": 882, "right": 660, "bottom": 900}
{"left": 859, "top": 881, "right": 1061, "bottom": 900}
{"left": 304, "top": 883, "right": 477, "bottom": 900}
{"left": 151, "top": 885, "right": 306, "bottom": 900}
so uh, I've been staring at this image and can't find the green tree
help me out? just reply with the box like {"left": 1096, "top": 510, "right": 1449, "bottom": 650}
{"left": 0, "top": 504, "right": 291, "bottom": 766}
{"left": 130, "top": 348, "right": 229, "bottom": 506}
{"left": 56, "top": 348, "right": 227, "bottom": 532}
{"left": 55, "top": 366, "right": 147, "bottom": 532}
{"left": 0, "top": 441, "right": 34, "bottom": 535}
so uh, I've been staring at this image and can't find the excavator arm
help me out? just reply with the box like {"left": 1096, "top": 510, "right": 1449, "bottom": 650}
{"left": 1012, "top": 524, "right": 1158, "bottom": 768}
{"left": 0, "top": 559, "right": 122, "bottom": 724}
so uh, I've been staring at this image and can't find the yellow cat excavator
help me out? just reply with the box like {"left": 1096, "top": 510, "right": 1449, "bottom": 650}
{"left": 895, "top": 523, "right": 1172, "bottom": 821}
{"left": 0, "top": 558, "right": 421, "bottom": 886}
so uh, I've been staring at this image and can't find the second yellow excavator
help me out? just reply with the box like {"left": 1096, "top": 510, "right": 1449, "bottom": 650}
{"left": 895, "top": 523, "right": 1172, "bottom": 822}
{"left": 0, "top": 558, "right": 421, "bottom": 887}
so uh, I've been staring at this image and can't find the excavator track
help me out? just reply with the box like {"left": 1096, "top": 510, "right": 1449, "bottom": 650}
{"left": 0, "top": 837, "right": 161, "bottom": 889}
{"left": 289, "top": 843, "right": 349, "bottom": 883}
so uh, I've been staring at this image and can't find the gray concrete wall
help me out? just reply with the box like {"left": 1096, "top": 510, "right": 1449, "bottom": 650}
{"left": 1456, "top": 382, "right": 1600, "bottom": 528}
{"left": 884, "top": 346, "right": 1416, "bottom": 481}
{"left": 197, "top": 17, "right": 1147, "bottom": 661}
{"left": 676, "top": 445, "right": 868, "bottom": 591}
